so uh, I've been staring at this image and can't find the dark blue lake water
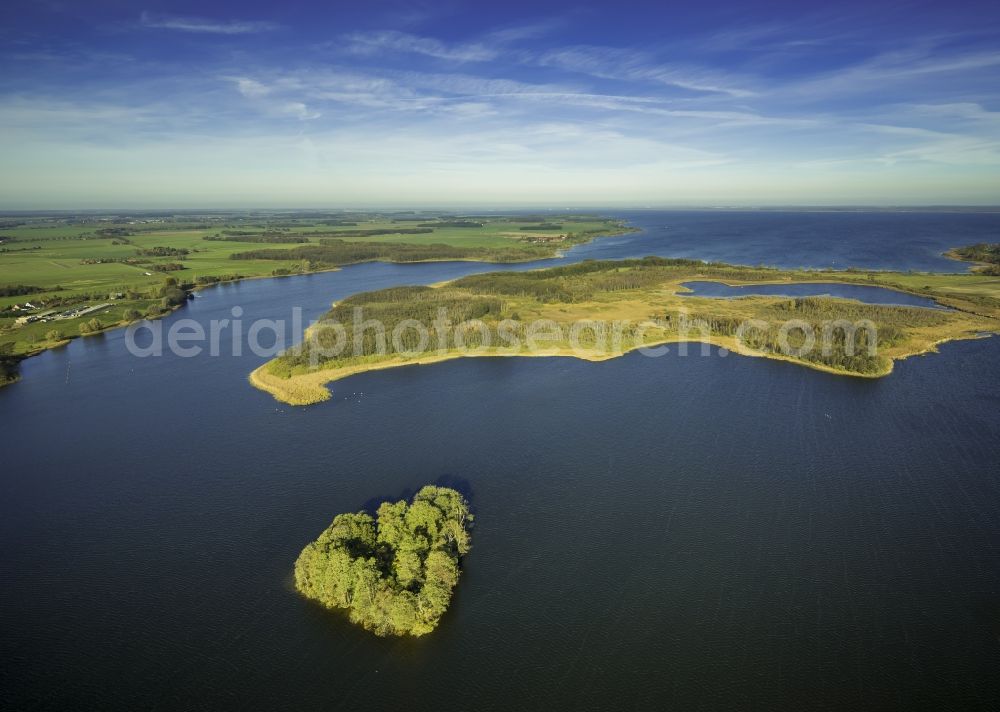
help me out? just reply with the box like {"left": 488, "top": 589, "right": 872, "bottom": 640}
{"left": 680, "top": 281, "right": 947, "bottom": 308}
{"left": 2, "top": 211, "right": 999, "bottom": 711}
{"left": 598, "top": 209, "right": 997, "bottom": 271}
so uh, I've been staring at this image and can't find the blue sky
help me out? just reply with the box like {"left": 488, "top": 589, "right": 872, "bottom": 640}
{"left": 1, "top": 0, "right": 999, "bottom": 207}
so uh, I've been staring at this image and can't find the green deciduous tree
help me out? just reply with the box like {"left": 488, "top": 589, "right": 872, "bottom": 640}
{"left": 79, "top": 318, "right": 102, "bottom": 334}
{"left": 294, "top": 486, "right": 472, "bottom": 637}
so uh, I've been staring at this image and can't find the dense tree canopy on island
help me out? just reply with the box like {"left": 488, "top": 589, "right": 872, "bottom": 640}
{"left": 294, "top": 485, "right": 472, "bottom": 637}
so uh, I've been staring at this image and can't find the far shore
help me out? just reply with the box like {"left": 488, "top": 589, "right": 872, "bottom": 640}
{"left": 0, "top": 222, "right": 636, "bottom": 387}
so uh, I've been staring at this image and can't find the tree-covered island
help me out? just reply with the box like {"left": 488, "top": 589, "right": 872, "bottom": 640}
{"left": 294, "top": 486, "right": 472, "bottom": 637}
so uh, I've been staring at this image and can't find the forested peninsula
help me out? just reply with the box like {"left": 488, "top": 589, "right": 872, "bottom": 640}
{"left": 294, "top": 486, "right": 472, "bottom": 637}
{"left": 252, "top": 257, "right": 1000, "bottom": 405}
{"left": 946, "top": 242, "right": 1000, "bottom": 274}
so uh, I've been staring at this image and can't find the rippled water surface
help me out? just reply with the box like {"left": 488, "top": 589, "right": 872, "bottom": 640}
{"left": 2, "top": 211, "right": 999, "bottom": 711}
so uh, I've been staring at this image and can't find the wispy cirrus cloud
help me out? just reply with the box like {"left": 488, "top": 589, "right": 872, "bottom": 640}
{"left": 139, "top": 12, "right": 280, "bottom": 35}
{"left": 341, "top": 30, "right": 498, "bottom": 62}
{"left": 221, "top": 76, "right": 320, "bottom": 119}
{"left": 783, "top": 45, "right": 1000, "bottom": 101}
{"left": 4, "top": 6, "right": 999, "bottom": 206}
{"left": 338, "top": 21, "right": 561, "bottom": 63}
{"left": 533, "top": 46, "right": 758, "bottom": 98}
{"left": 212, "top": 63, "right": 818, "bottom": 149}
{"left": 336, "top": 29, "right": 759, "bottom": 98}
{"left": 857, "top": 122, "right": 1000, "bottom": 166}
{"left": 226, "top": 77, "right": 271, "bottom": 98}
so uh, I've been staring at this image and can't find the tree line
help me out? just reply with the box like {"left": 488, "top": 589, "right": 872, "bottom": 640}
{"left": 417, "top": 221, "right": 483, "bottom": 228}
{"left": 135, "top": 246, "right": 190, "bottom": 257}
{"left": 0, "top": 284, "right": 51, "bottom": 297}
{"left": 230, "top": 239, "right": 546, "bottom": 268}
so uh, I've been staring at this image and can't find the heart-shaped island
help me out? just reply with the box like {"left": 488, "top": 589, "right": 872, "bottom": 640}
{"left": 294, "top": 485, "right": 472, "bottom": 636}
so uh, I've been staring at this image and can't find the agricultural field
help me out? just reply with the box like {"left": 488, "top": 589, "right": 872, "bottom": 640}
{"left": 0, "top": 211, "right": 631, "bottom": 365}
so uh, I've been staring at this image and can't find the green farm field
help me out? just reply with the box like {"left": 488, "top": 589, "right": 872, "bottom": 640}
{"left": 0, "top": 212, "right": 631, "bottom": 366}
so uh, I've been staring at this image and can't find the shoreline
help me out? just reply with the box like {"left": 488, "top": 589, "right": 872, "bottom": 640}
{"left": 943, "top": 247, "right": 998, "bottom": 274}
{"left": 0, "top": 223, "right": 637, "bottom": 387}
{"left": 6, "top": 230, "right": 996, "bottom": 393}
{"left": 249, "top": 258, "right": 1000, "bottom": 405}
{"left": 249, "top": 334, "right": 899, "bottom": 406}
{"left": 674, "top": 276, "right": 949, "bottom": 305}
{"left": 251, "top": 325, "right": 1000, "bottom": 408}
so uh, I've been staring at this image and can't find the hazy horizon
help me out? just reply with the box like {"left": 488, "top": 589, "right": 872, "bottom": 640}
{"left": 3, "top": 204, "right": 1000, "bottom": 214}
{"left": 2, "top": 1, "right": 999, "bottom": 207}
